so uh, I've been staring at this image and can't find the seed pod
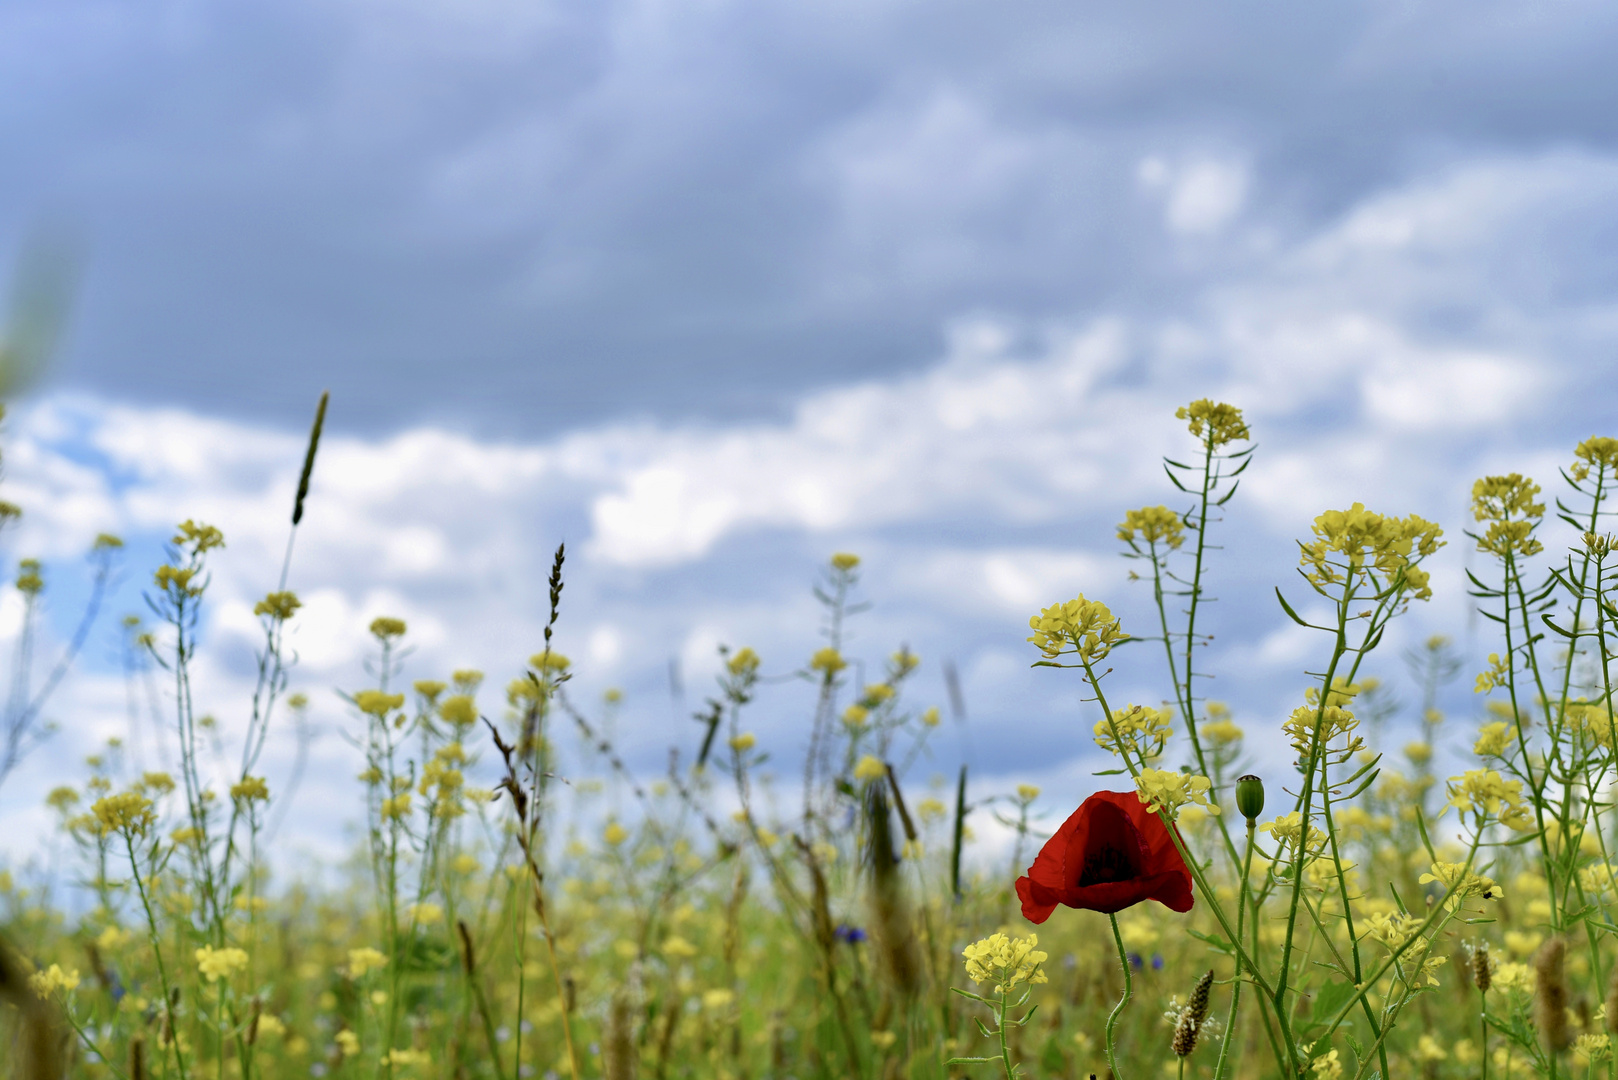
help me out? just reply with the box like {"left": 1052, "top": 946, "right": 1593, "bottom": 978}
{"left": 1534, "top": 937, "right": 1571, "bottom": 1052}
{"left": 1235, "top": 775, "right": 1265, "bottom": 824}
{"left": 1171, "top": 970, "right": 1215, "bottom": 1057}
{"left": 1473, "top": 940, "right": 1492, "bottom": 993}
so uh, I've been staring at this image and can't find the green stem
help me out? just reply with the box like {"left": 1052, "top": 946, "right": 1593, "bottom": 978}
{"left": 1105, "top": 913, "right": 1132, "bottom": 1080}
{"left": 1212, "top": 823, "right": 1255, "bottom": 1080}
{"left": 128, "top": 832, "right": 189, "bottom": 1080}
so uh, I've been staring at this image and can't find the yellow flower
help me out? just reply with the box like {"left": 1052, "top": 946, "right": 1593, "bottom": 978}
{"left": 354, "top": 690, "right": 405, "bottom": 717}
{"left": 1260, "top": 811, "right": 1327, "bottom": 861}
{"left": 1419, "top": 861, "right": 1501, "bottom": 903}
{"left": 1016, "top": 784, "right": 1041, "bottom": 802}
{"left": 439, "top": 695, "right": 478, "bottom": 727}
{"left": 701, "top": 988, "right": 736, "bottom": 1011}
{"left": 862, "top": 683, "right": 895, "bottom": 707}
{"left": 1474, "top": 721, "right": 1515, "bottom": 757}
{"left": 1027, "top": 595, "right": 1128, "bottom": 665}
{"left": 662, "top": 936, "right": 698, "bottom": 959}
{"left": 1574, "top": 436, "right": 1618, "bottom": 480}
{"left": 1202, "top": 718, "right": 1243, "bottom": 745}
{"left": 1175, "top": 399, "right": 1250, "bottom": 448}
{"left": 1094, "top": 703, "right": 1173, "bottom": 760}
{"left": 1134, "top": 768, "right": 1218, "bottom": 817}
{"left": 230, "top": 776, "right": 270, "bottom": 802}
{"left": 1282, "top": 704, "right": 1361, "bottom": 757}
{"left": 347, "top": 947, "right": 387, "bottom": 978}
{"left": 604, "top": 822, "right": 629, "bottom": 846}
{"left": 842, "top": 704, "right": 869, "bottom": 729}
{"left": 174, "top": 519, "right": 225, "bottom": 553}
{"left": 809, "top": 647, "right": 846, "bottom": 675}
{"left": 1310, "top": 1049, "right": 1343, "bottom": 1080}
{"left": 961, "top": 932, "right": 1048, "bottom": 988}
{"left": 28, "top": 964, "right": 80, "bottom": 999}
{"left": 407, "top": 903, "right": 443, "bottom": 924}
{"left": 257, "top": 1014, "right": 287, "bottom": 1038}
{"left": 1403, "top": 741, "right": 1431, "bottom": 766}
{"left": 379, "top": 794, "right": 412, "bottom": 820}
{"left": 726, "top": 647, "right": 760, "bottom": 677}
{"left": 1445, "top": 769, "right": 1529, "bottom": 825}
{"left": 92, "top": 791, "right": 156, "bottom": 836}
{"left": 921, "top": 706, "right": 941, "bottom": 727}
{"left": 728, "top": 732, "right": 756, "bottom": 752}
{"left": 413, "top": 680, "right": 447, "bottom": 702}
{"left": 1474, "top": 652, "right": 1511, "bottom": 694}
{"left": 830, "top": 552, "right": 860, "bottom": 571}
{"left": 1297, "top": 503, "right": 1443, "bottom": 597}
{"left": 1413, "top": 1034, "right": 1447, "bottom": 1063}
{"left": 853, "top": 755, "right": 887, "bottom": 782}
{"left": 139, "top": 772, "right": 176, "bottom": 795}
{"left": 253, "top": 591, "right": 301, "bottom": 620}
{"left": 916, "top": 798, "right": 946, "bottom": 823}
{"left": 153, "top": 564, "right": 200, "bottom": 597}
{"left": 335, "top": 1031, "right": 360, "bottom": 1057}
{"left": 1117, "top": 505, "right": 1186, "bottom": 550}
{"left": 195, "top": 945, "right": 250, "bottom": 982}
{"left": 452, "top": 853, "right": 479, "bottom": 875}
{"left": 1472, "top": 473, "right": 1544, "bottom": 523}
{"left": 529, "top": 651, "right": 570, "bottom": 672}
{"left": 1574, "top": 1033, "right": 1611, "bottom": 1065}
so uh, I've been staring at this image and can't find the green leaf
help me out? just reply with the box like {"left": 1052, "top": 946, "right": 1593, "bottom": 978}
{"left": 1309, "top": 979, "right": 1358, "bottom": 1028}
{"left": 946, "top": 1057, "right": 999, "bottom": 1065}
{"left": 1274, "top": 587, "right": 1313, "bottom": 628}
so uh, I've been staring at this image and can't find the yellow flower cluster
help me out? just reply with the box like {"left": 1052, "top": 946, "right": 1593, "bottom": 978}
{"left": 253, "top": 591, "right": 301, "bottom": 620}
{"left": 1473, "top": 721, "right": 1515, "bottom": 757}
{"left": 853, "top": 755, "right": 887, "bottom": 782}
{"left": 153, "top": 565, "right": 202, "bottom": 598}
{"left": 961, "top": 932, "right": 1048, "bottom": 989}
{"left": 727, "top": 647, "right": 760, "bottom": 677}
{"left": 380, "top": 794, "right": 412, "bottom": 820}
{"left": 831, "top": 552, "right": 860, "bottom": 571}
{"left": 1298, "top": 503, "right": 1444, "bottom": 599}
{"left": 369, "top": 617, "right": 407, "bottom": 640}
{"left": 28, "top": 963, "right": 80, "bottom": 998}
{"left": 1362, "top": 911, "right": 1418, "bottom": 949}
{"left": 809, "top": 648, "right": 846, "bottom": 676}
{"left": 15, "top": 559, "right": 42, "bottom": 596}
{"left": 347, "top": 947, "right": 387, "bottom": 978}
{"left": 1419, "top": 861, "right": 1501, "bottom": 903}
{"left": 1176, "top": 399, "right": 1249, "bottom": 449}
{"left": 439, "top": 694, "right": 477, "bottom": 727}
{"left": 1094, "top": 703, "right": 1173, "bottom": 761}
{"left": 174, "top": 519, "right": 225, "bottom": 553}
{"left": 1445, "top": 769, "right": 1532, "bottom": 829}
{"left": 195, "top": 945, "right": 250, "bottom": 982}
{"left": 1027, "top": 595, "right": 1128, "bottom": 665}
{"left": 1473, "top": 652, "right": 1510, "bottom": 694}
{"left": 1260, "top": 811, "right": 1327, "bottom": 861}
{"left": 354, "top": 690, "right": 405, "bottom": 717}
{"left": 1282, "top": 705, "right": 1362, "bottom": 757}
{"left": 1134, "top": 768, "right": 1218, "bottom": 817}
{"left": 1572, "top": 436, "right": 1618, "bottom": 481}
{"left": 1117, "top": 505, "right": 1185, "bottom": 550}
{"left": 92, "top": 791, "right": 156, "bottom": 837}
{"left": 1471, "top": 474, "right": 1545, "bottom": 557}
{"left": 230, "top": 776, "right": 270, "bottom": 802}
{"left": 385, "top": 1049, "right": 431, "bottom": 1068}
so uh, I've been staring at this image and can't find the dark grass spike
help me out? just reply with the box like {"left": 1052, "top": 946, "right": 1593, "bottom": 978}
{"left": 951, "top": 764, "right": 968, "bottom": 900}
{"left": 291, "top": 390, "right": 328, "bottom": 525}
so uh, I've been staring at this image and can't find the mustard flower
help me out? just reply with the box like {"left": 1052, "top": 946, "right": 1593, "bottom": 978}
{"left": 1473, "top": 721, "right": 1515, "bottom": 757}
{"left": 369, "top": 616, "right": 407, "bottom": 639}
{"left": 1310, "top": 1049, "right": 1343, "bottom": 1080}
{"left": 853, "top": 755, "right": 887, "bottom": 782}
{"left": 195, "top": 945, "right": 249, "bottom": 982}
{"left": 15, "top": 559, "right": 42, "bottom": 596}
{"left": 379, "top": 794, "right": 412, "bottom": 820}
{"left": 1298, "top": 503, "right": 1443, "bottom": 597}
{"left": 1445, "top": 769, "right": 1527, "bottom": 822}
{"left": 335, "top": 1031, "right": 360, "bottom": 1057}
{"left": 1027, "top": 594, "right": 1128, "bottom": 665}
{"left": 862, "top": 683, "right": 895, "bottom": 707}
{"left": 702, "top": 988, "right": 736, "bottom": 1011}
{"left": 842, "top": 704, "right": 869, "bottom": 729}
{"left": 438, "top": 694, "right": 477, "bottom": 727}
{"left": 174, "top": 519, "right": 225, "bottom": 553}
{"left": 728, "top": 733, "right": 756, "bottom": 752}
{"left": 662, "top": 936, "right": 698, "bottom": 959}
{"left": 831, "top": 552, "right": 860, "bottom": 571}
{"left": 1202, "top": 719, "right": 1243, "bottom": 745}
{"left": 1362, "top": 911, "right": 1418, "bottom": 950}
{"left": 140, "top": 772, "right": 176, "bottom": 795}
{"left": 347, "top": 947, "right": 387, "bottom": 978}
{"left": 530, "top": 651, "right": 570, "bottom": 672}
{"left": 921, "top": 706, "right": 941, "bottom": 727}
{"left": 1117, "top": 505, "right": 1186, "bottom": 550}
{"left": 1260, "top": 811, "right": 1327, "bottom": 861}
{"left": 1474, "top": 652, "right": 1510, "bottom": 694}
{"left": 153, "top": 565, "right": 200, "bottom": 598}
{"left": 386, "top": 1049, "right": 431, "bottom": 1068}
{"left": 916, "top": 797, "right": 946, "bottom": 822}
{"left": 1094, "top": 703, "right": 1173, "bottom": 761}
{"left": 1419, "top": 862, "right": 1501, "bottom": 912}
{"left": 604, "top": 822, "right": 629, "bottom": 846}
{"left": 413, "top": 680, "right": 447, "bottom": 702}
{"left": 1282, "top": 704, "right": 1361, "bottom": 757}
{"left": 1572, "top": 436, "right": 1618, "bottom": 481}
{"left": 1471, "top": 473, "right": 1544, "bottom": 524}
{"left": 1016, "top": 784, "right": 1040, "bottom": 802}
{"left": 354, "top": 690, "right": 404, "bottom": 717}
{"left": 230, "top": 776, "right": 270, "bottom": 802}
{"left": 253, "top": 591, "right": 301, "bottom": 620}
{"left": 92, "top": 791, "right": 156, "bottom": 837}
{"left": 727, "top": 647, "right": 760, "bottom": 677}
{"left": 1575, "top": 1034, "right": 1612, "bottom": 1065}
{"left": 809, "top": 647, "right": 846, "bottom": 675}
{"left": 961, "top": 932, "right": 1048, "bottom": 988}
{"left": 1134, "top": 768, "right": 1218, "bottom": 817}
{"left": 1176, "top": 399, "right": 1250, "bottom": 448}
{"left": 28, "top": 963, "right": 80, "bottom": 999}
{"left": 46, "top": 786, "right": 78, "bottom": 811}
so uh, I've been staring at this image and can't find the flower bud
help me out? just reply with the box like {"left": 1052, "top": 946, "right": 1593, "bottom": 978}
{"left": 1235, "top": 775, "right": 1265, "bottom": 824}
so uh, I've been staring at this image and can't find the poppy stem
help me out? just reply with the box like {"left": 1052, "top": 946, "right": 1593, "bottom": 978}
{"left": 1105, "top": 912, "right": 1132, "bottom": 1080}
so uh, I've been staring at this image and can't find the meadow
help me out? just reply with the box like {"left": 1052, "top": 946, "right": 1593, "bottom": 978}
{"left": 2, "top": 395, "right": 1615, "bottom": 1080}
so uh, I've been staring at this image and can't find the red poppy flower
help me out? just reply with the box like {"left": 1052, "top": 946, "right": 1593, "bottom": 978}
{"left": 1015, "top": 789, "right": 1194, "bottom": 922}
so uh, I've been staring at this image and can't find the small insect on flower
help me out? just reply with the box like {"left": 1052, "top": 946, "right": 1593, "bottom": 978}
{"left": 1015, "top": 789, "right": 1193, "bottom": 922}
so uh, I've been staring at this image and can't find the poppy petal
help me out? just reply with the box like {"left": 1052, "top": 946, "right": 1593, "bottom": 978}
{"left": 1015, "top": 875, "right": 1060, "bottom": 923}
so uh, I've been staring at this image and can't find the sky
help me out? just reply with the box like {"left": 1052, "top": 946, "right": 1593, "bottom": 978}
{"left": 0, "top": 0, "right": 1616, "bottom": 864}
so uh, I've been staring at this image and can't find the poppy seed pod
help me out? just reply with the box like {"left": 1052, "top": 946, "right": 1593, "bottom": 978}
{"left": 1235, "top": 775, "right": 1265, "bottom": 824}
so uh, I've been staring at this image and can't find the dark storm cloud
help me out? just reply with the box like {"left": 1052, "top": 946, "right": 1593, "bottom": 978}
{"left": 2, "top": 0, "right": 1616, "bottom": 434}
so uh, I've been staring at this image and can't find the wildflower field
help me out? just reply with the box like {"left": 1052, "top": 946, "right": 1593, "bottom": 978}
{"left": 6, "top": 395, "right": 1618, "bottom": 1080}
